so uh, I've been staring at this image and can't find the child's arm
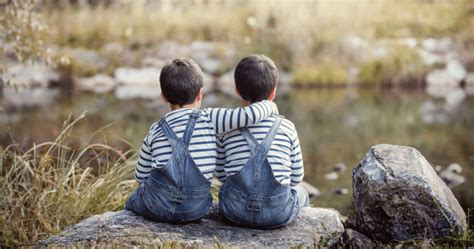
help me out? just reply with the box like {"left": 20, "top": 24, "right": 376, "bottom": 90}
{"left": 215, "top": 135, "right": 227, "bottom": 183}
{"left": 134, "top": 137, "right": 153, "bottom": 183}
{"left": 290, "top": 129, "right": 304, "bottom": 186}
{"left": 207, "top": 100, "right": 278, "bottom": 134}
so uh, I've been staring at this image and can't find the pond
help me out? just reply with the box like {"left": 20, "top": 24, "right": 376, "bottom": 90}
{"left": 1, "top": 88, "right": 473, "bottom": 215}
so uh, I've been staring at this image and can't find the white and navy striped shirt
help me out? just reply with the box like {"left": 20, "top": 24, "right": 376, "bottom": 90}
{"left": 216, "top": 115, "right": 304, "bottom": 186}
{"left": 135, "top": 100, "right": 278, "bottom": 182}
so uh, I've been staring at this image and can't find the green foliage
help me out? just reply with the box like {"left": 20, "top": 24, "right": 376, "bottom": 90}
{"left": 357, "top": 46, "right": 426, "bottom": 86}
{"left": 292, "top": 62, "right": 348, "bottom": 86}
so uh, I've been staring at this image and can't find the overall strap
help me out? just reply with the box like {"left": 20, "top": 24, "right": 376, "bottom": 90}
{"left": 160, "top": 118, "right": 179, "bottom": 147}
{"left": 240, "top": 127, "right": 258, "bottom": 152}
{"left": 261, "top": 117, "right": 282, "bottom": 154}
{"left": 182, "top": 110, "right": 200, "bottom": 147}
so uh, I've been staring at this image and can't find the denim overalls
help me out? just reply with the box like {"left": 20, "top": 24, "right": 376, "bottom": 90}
{"left": 125, "top": 110, "right": 212, "bottom": 223}
{"left": 218, "top": 117, "right": 303, "bottom": 229}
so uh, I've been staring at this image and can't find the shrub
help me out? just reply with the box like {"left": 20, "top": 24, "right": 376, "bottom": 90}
{"left": 357, "top": 45, "right": 426, "bottom": 87}
{"left": 292, "top": 62, "right": 348, "bottom": 86}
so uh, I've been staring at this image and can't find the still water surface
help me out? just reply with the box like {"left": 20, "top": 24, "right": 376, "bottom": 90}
{"left": 1, "top": 88, "right": 473, "bottom": 215}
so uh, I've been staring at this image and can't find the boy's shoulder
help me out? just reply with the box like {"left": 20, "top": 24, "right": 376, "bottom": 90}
{"left": 268, "top": 114, "right": 296, "bottom": 132}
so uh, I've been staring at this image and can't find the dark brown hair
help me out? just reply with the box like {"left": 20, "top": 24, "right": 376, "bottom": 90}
{"left": 234, "top": 54, "right": 279, "bottom": 103}
{"left": 160, "top": 58, "right": 204, "bottom": 106}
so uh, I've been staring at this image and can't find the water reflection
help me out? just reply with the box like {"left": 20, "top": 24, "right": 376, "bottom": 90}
{"left": 1, "top": 88, "right": 473, "bottom": 215}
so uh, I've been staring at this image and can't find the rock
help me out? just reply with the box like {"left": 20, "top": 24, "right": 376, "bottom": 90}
{"left": 447, "top": 163, "right": 462, "bottom": 174}
{"left": 76, "top": 74, "right": 117, "bottom": 94}
{"left": 115, "top": 85, "right": 161, "bottom": 100}
{"left": 158, "top": 41, "right": 193, "bottom": 59}
{"left": 3, "top": 87, "right": 59, "bottom": 111}
{"left": 325, "top": 172, "right": 339, "bottom": 180}
{"left": 418, "top": 49, "right": 445, "bottom": 66}
{"left": 114, "top": 67, "right": 161, "bottom": 86}
{"left": 439, "top": 170, "right": 465, "bottom": 188}
{"left": 197, "top": 57, "right": 222, "bottom": 74}
{"left": 141, "top": 57, "right": 167, "bottom": 68}
{"left": 464, "top": 72, "right": 474, "bottom": 96}
{"left": 340, "top": 229, "right": 376, "bottom": 249}
{"left": 422, "top": 37, "right": 452, "bottom": 53}
{"left": 332, "top": 188, "right": 349, "bottom": 195}
{"left": 425, "top": 69, "right": 462, "bottom": 98}
{"left": 300, "top": 181, "right": 321, "bottom": 199}
{"left": 202, "top": 72, "right": 215, "bottom": 94}
{"left": 333, "top": 163, "right": 348, "bottom": 172}
{"left": 434, "top": 165, "right": 443, "bottom": 172}
{"left": 446, "top": 60, "right": 467, "bottom": 82}
{"left": 348, "top": 144, "right": 467, "bottom": 242}
{"left": 216, "top": 71, "right": 236, "bottom": 97}
{"left": 397, "top": 38, "right": 417, "bottom": 48}
{"left": 39, "top": 205, "right": 344, "bottom": 247}
{"left": 64, "top": 48, "right": 109, "bottom": 73}
{"left": 466, "top": 72, "right": 474, "bottom": 86}
{"left": 4, "top": 64, "right": 59, "bottom": 88}
{"left": 444, "top": 87, "right": 466, "bottom": 111}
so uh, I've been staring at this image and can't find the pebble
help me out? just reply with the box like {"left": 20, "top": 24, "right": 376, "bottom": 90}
{"left": 324, "top": 172, "right": 338, "bottom": 180}
{"left": 333, "top": 163, "right": 348, "bottom": 172}
{"left": 439, "top": 170, "right": 465, "bottom": 188}
{"left": 446, "top": 163, "right": 462, "bottom": 174}
{"left": 300, "top": 181, "right": 321, "bottom": 199}
{"left": 332, "top": 188, "right": 349, "bottom": 195}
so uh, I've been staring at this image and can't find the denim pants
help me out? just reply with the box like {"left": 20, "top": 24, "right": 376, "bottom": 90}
{"left": 125, "top": 110, "right": 212, "bottom": 223}
{"left": 219, "top": 117, "right": 309, "bottom": 229}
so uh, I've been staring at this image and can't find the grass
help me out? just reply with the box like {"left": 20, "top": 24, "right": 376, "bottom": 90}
{"left": 3, "top": 0, "right": 473, "bottom": 80}
{"left": 292, "top": 62, "right": 349, "bottom": 86}
{"left": 0, "top": 113, "right": 137, "bottom": 247}
{"left": 357, "top": 45, "right": 426, "bottom": 87}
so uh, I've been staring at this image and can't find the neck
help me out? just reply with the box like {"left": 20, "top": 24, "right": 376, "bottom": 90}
{"left": 170, "top": 102, "right": 200, "bottom": 111}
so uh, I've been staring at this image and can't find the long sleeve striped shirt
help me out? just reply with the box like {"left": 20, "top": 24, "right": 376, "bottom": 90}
{"left": 216, "top": 115, "right": 304, "bottom": 186}
{"left": 134, "top": 100, "right": 278, "bottom": 182}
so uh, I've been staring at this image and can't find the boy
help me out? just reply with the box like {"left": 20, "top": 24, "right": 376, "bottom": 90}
{"left": 216, "top": 54, "right": 308, "bottom": 229}
{"left": 125, "top": 58, "right": 278, "bottom": 223}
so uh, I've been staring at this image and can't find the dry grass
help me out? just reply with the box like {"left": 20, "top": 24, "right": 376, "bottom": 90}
{"left": 0, "top": 113, "right": 137, "bottom": 247}
{"left": 42, "top": 0, "right": 472, "bottom": 69}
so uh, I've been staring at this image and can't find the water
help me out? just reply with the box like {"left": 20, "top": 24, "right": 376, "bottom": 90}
{"left": 1, "top": 88, "right": 473, "bottom": 215}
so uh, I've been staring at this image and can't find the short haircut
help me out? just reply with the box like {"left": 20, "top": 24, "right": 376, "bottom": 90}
{"left": 234, "top": 54, "right": 279, "bottom": 103}
{"left": 160, "top": 58, "right": 204, "bottom": 106}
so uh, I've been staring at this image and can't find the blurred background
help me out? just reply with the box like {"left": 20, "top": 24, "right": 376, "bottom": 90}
{"left": 1, "top": 0, "right": 473, "bottom": 245}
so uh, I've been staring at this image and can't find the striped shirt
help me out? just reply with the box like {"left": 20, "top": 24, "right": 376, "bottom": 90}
{"left": 134, "top": 100, "right": 278, "bottom": 182}
{"left": 216, "top": 115, "right": 304, "bottom": 186}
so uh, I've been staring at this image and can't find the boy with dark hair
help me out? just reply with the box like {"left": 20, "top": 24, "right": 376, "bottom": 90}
{"left": 125, "top": 58, "right": 278, "bottom": 223}
{"left": 216, "top": 54, "right": 309, "bottom": 229}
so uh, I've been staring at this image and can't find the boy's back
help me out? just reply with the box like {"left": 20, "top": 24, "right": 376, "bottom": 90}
{"left": 126, "top": 58, "right": 278, "bottom": 223}
{"left": 135, "top": 102, "right": 278, "bottom": 183}
{"left": 216, "top": 115, "right": 304, "bottom": 186}
{"left": 216, "top": 54, "right": 308, "bottom": 229}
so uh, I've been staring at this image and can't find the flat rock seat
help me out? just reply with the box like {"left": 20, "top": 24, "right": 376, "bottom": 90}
{"left": 39, "top": 205, "right": 344, "bottom": 247}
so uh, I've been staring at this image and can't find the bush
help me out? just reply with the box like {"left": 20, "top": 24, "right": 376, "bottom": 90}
{"left": 292, "top": 62, "right": 348, "bottom": 86}
{"left": 357, "top": 46, "right": 426, "bottom": 87}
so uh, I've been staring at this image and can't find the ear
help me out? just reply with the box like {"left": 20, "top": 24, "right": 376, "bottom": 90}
{"left": 161, "top": 93, "right": 169, "bottom": 103}
{"left": 195, "top": 88, "right": 203, "bottom": 102}
{"left": 268, "top": 87, "right": 277, "bottom": 101}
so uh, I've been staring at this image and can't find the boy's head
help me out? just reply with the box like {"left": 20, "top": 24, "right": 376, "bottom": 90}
{"left": 160, "top": 58, "right": 203, "bottom": 107}
{"left": 234, "top": 54, "right": 279, "bottom": 103}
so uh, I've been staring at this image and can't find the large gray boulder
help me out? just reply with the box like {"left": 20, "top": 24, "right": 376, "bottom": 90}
{"left": 39, "top": 205, "right": 344, "bottom": 247}
{"left": 347, "top": 144, "right": 467, "bottom": 242}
